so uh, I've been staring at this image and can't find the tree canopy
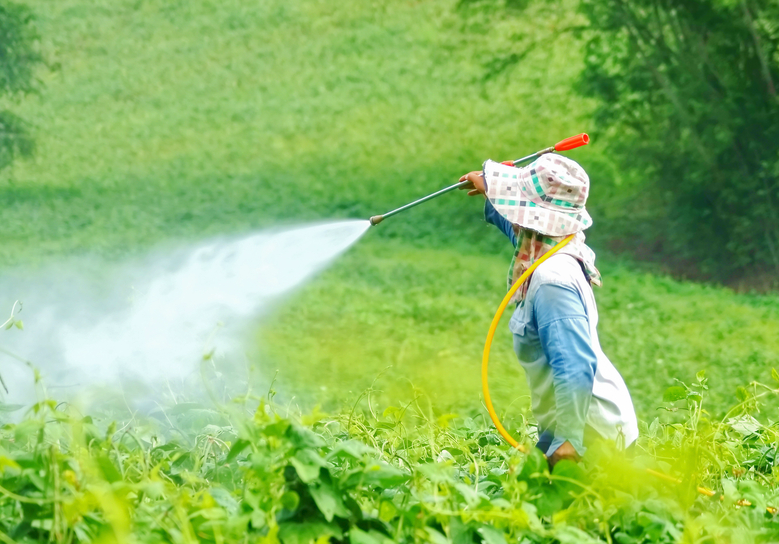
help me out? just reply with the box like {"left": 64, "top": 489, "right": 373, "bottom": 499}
{"left": 578, "top": 0, "right": 779, "bottom": 285}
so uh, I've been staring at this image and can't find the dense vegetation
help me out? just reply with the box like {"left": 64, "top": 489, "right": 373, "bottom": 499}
{"left": 1, "top": 0, "right": 779, "bottom": 542}
{"left": 577, "top": 0, "right": 779, "bottom": 285}
{"left": 456, "top": 0, "right": 779, "bottom": 286}
{"left": 3, "top": 374, "right": 779, "bottom": 543}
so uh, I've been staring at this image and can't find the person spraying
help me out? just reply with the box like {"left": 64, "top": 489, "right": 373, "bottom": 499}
{"left": 459, "top": 154, "right": 638, "bottom": 468}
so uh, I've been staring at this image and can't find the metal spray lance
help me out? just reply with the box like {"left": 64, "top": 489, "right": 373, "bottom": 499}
{"left": 368, "top": 133, "right": 590, "bottom": 226}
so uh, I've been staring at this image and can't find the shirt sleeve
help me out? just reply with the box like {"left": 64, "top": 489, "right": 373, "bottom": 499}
{"left": 484, "top": 199, "right": 518, "bottom": 247}
{"left": 533, "top": 282, "right": 597, "bottom": 457}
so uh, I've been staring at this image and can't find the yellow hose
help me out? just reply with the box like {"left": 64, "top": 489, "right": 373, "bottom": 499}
{"left": 481, "top": 234, "right": 575, "bottom": 452}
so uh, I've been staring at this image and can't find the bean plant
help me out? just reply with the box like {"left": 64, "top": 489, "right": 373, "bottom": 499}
{"left": 1, "top": 371, "right": 779, "bottom": 543}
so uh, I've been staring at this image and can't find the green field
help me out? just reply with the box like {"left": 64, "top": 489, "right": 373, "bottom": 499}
{"left": 3, "top": 0, "right": 779, "bottom": 542}
{"left": 262, "top": 240, "right": 779, "bottom": 418}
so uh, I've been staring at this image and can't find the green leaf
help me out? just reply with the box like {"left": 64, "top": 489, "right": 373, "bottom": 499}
{"left": 140, "top": 481, "right": 164, "bottom": 500}
{"left": 263, "top": 420, "right": 290, "bottom": 437}
{"left": 696, "top": 370, "right": 706, "bottom": 382}
{"left": 424, "top": 528, "right": 450, "bottom": 544}
{"left": 518, "top": 448, "right": 548, "bottom": 481}
{"left": 280, "top": 491, "right": 300, "bottom": 511}
{"left": 772, "top": 367, "right": 779, "bottom": 383}
{"left": 13, "top": 320, "right": 22, "bottom": 330}
{"left": 327, "top": 440, "right": 376, "bottom": 460}
{"left": 289, "top": 449, "right": 329, "bottom": 483}
{"left": 727, "top": 415, "right": 761, "bottom": 437}
{"left": 225, "top": 439, "right": 250, "bottom": 463}
{"left": 378, "top": 500, "right": 397, "bottom": 522}
{"left": 0, "top": 456, "right": 21, "bottom": 473}
{"left": 96, "top": 454, "right": 122, "bottom": 483}
{"left": 552, "top": 459, "right": 587, "bottom": 483}
{"left": 417, "top": 462, "right": 455, "bottom": 484}
{"left": 287, "top": 423, "right": 325, "bottom": 449}
{"left": 662, "top": 386, "right": 687, "bottom": 402}
{"left": 344, "top": 461, "right": 410, "bottom": 488}
{"left": 382, "top": 406, "right": 401, "bottom": 419}
{"left": 736, "top": 386, "right": 749, "bottom": 402}
{"left": 350, "top": 527, "right": 390, "bottom": 544}
{"left": 477, "top": 526, "right": 507, "bottom": 544}
{"left": 449, "top": 516, "right": 473, "bottom": 544}
{"left": 208, "top": 488, "right": 239, "bottom": 515}
{"left": 554, "top": 525, "right": 600, "bottom": 543}
{"left": 309, "top": 480, "right": 349, "bottom": 521}
{"left": 251, "top": 509, "right": 267, "bottom": 529}
{"left": 278, "top": 521, "right": 343, "bottom": 544}
{"left": 534, "top": 486, "right": 563, "bottom": 518}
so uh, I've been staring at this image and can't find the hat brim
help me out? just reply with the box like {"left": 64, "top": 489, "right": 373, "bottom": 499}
{"left": 483, "top": 159, "right": 593, "bottom": 236}
{"left": 506, "top": 200, "right": 592, "bottom": 236}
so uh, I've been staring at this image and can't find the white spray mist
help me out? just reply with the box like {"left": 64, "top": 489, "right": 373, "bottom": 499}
{"left": 0, "top": 220, "right": 371, "bottom": 410}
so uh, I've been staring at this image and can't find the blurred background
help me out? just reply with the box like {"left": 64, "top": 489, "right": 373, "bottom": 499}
{"left": 1, "top": 0, "right": 778, "bottom": 420}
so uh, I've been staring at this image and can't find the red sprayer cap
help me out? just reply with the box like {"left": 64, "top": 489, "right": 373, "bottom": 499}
{"left": 501, "top": 161, "right": 514, "bottom": 167}
{"left": 554, "top": 133, "right": 589, "bottom": 152}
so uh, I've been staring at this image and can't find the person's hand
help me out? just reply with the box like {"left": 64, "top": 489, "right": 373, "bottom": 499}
{"left": 458, "top": 171, "right": 486, "bottom": 197}
{"left": 547, "top": 440, "right": 581, "bottom": 471}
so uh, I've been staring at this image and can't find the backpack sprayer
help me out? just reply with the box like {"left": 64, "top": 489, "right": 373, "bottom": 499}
{"left": 366, "top": 134, "right": 778, "bottom": 512}
{"left": 368, "top": 133, "right": 590, "bottom": 226}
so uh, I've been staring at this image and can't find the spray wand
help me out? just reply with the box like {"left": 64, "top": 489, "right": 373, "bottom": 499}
{"left": 368, "top": 133, "right": 590, "bottom": 226}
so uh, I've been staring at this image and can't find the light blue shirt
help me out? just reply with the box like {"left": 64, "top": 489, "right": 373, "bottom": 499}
{"left": 485, "top": 200, "right": 614, "bottom": 456}
{"left": 516, "top": 283, "right": 597, "bottom": 456}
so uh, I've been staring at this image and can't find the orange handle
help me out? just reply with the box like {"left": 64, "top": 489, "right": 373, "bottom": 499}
{"left": 554, "top": 133, "right": 589, "bottom": 152}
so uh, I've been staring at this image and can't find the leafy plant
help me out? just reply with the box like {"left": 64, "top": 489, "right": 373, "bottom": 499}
{"left": 2, "top": 373, "right": 779, "bottom": 542}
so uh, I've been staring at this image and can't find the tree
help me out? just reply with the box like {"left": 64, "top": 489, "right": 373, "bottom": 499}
{"left": 0, "top": 2, "right": 40, "bottom": 171}
{"left": 578, "top": 0, "right": 779, "bottom": 285}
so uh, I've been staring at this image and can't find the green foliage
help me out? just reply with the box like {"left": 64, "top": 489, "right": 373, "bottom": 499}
{"left": 3, "top": 376, "right": 779, "bottom": 542}
{"left": 0, "top": 2, "right": 39, "bottom": 95}
{"left": 577, "top": 0, "right": 779, "bottom": 285}
{"left": 0, "top": 1, "right": 40, "bottom": 169}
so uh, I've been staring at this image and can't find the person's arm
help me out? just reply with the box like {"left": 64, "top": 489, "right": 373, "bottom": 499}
{"left": 484, "top": 200, "right": 518, "bottom": 246}
{"left": 533, "top": 283, "right": 597, "bottom": 459}
{"left": 459, "top": 170, "right": 517, "bottom": 246}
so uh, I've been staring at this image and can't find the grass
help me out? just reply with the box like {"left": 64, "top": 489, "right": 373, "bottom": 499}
{"left": 3, "top": 0, "right": 593, "bottom": 266}
{"left": 261, "top": 238, "right": 779, "bottom": 418}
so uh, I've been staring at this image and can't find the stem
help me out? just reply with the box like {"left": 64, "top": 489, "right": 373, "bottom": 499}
{"left": 742, "top": 0, "right": 776, "bottom": 97}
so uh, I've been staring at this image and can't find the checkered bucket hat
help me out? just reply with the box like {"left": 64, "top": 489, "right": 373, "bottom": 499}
{"left": 483, "top": 154, "right": 592, "bottom": 236}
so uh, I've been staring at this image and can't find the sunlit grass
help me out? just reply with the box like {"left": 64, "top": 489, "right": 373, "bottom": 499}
{"left": 260, "top": 237, "right": 779, "bottom": 418}
{"left": 4, "top": 0, "right": 594, "bottom": 265}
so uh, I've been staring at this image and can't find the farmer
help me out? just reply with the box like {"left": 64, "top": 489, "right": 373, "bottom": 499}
{"left": 459, "top": 154, "right": 638, "bottom": 468}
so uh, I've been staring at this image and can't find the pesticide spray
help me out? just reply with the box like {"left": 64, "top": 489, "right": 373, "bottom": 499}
{"left": 0, "top": 134, "right": 588, "bottom": 412}
{"left": 0, "top": 220, "right": 370, "bottom": 411}
{"left": 0, "top": 134, "right": 589, "bottom": 413}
